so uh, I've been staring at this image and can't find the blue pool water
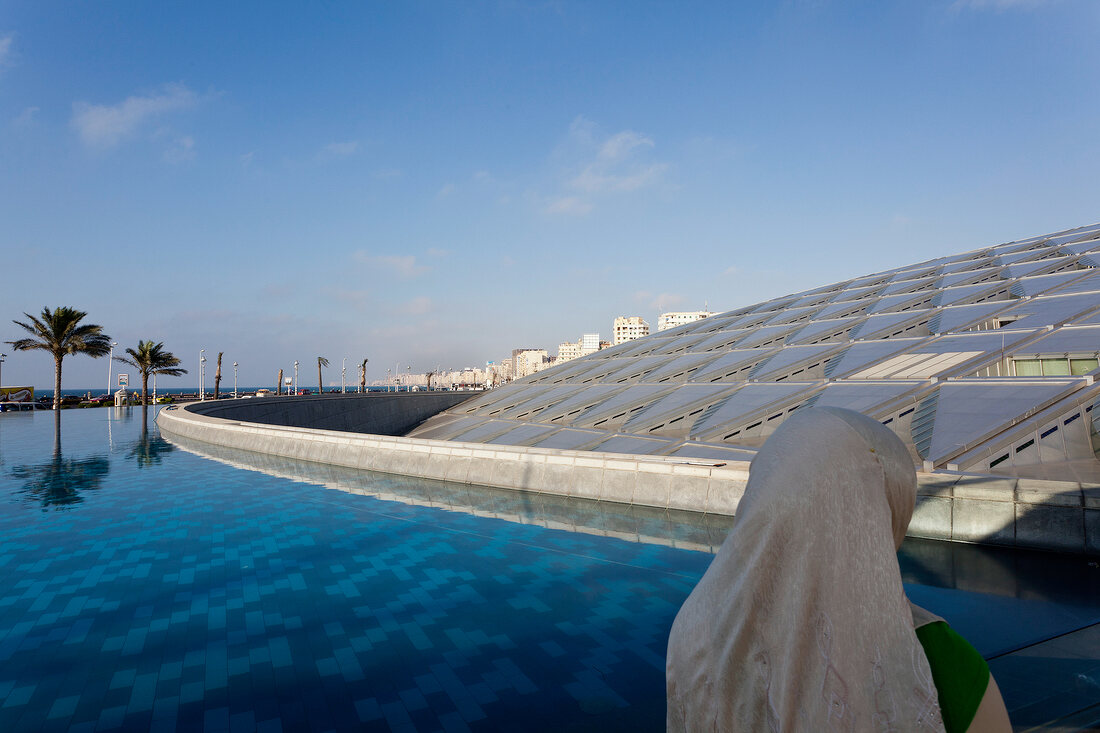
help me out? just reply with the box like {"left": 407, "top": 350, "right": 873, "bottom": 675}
{"left": 2, "top": 408, "right": 1099, "bottom": 731}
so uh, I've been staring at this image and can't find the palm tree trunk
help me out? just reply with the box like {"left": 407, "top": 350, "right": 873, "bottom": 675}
{"left": 277, "top": 369, "right": 283, "bottom": 396}
{"left": 53, "top": 355, "right": 63, "bottom": 410}
{"left": 141, "top": 370, "right": 150, "bottom": 407}
{"left": 318, "top": 363, "right": 322, "bottom": 394}
{"left": 214, "top": 352, "right": 222, "bottom": 399}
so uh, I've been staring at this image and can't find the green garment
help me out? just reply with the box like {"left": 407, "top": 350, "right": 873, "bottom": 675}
{"left": 916, "top": 621, "right": 990, "bottom": 733}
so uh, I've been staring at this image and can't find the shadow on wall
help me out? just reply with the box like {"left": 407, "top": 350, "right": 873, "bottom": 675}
{"left": 184, "top": 392, "right": 476, "bottom": 436}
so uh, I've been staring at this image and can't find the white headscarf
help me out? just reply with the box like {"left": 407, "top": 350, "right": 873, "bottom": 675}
{"left": 666, "top": 407, "right": 945, "bottom": 732}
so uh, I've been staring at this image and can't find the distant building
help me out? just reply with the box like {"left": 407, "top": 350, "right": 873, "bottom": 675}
{"left": 658, "top": 310, "right": 715, "bottom": 331}
{"left": 512, "top": 349, "right": 549, "bottom": 379}
{"left": 579, "top": 333, "right": 601, "bottom": 357}
{"left": 613, "top": 316, "right": 650, "bottom": 345}
{"left": 558, "top": 341, "right": 582, "bottom": 363}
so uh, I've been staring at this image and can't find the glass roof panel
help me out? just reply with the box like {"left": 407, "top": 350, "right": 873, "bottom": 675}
{"left": 532, "top": 385, "right": 630, "bottom": 423}
{"left": 805, "top": 380, "right": 928, "bottom": 415}
{"left": 1010, "top": 325, "right": 1100, "bottom": 357}
{"left": 1001, "top": 257, "right": 1079, "bottom": 280}
{"left": 939, "top": 256, "right": 994, "bottom": 275}
{"left": 1011, "top": 270, "right": 1092, "bottom": 298}
{"left": 887, "top": 265, "right": 941, "bottom": 283}
{"left": 824, "top": 339, "right": 924, "bottom": 378}
{"left": 730, "top": 324, "right": 801, "bottom": 349}
{"left": 815, "top": 300, "right": 875, "bottom": 320}
{"left": 992, "top": 249, "right": 1049, "bottom": 266}
{"left": 937, "top": 267, "right": 1003, "bottom": 289}
{"left": 572, "top": 384, "right": 678, "bottom": 426}
{"left": 934, "top": 281, "right": 1011, "bottom": 307}
{"left": 921, "top": 380, "right": 1084, "bottom": 463}
{"left": 785, "top": 316, "right": 863, "bottom": 345}
{"left": 596, "top": 355, "right": 678, "bottom": 383}
{"left": 763, "top": 305, "right": 825, "bottom": 326}
{"left": 623, "top": 384, "right": 740, "bottom": 430}
{"left": 915, "top": 329, "right": 1038, "bottom": 355}
{"left": 691, "top": 328, "right": 752, "bottom": 352}
{"left": 749, "top": 344, "right": 844, "bottom": 380}
{"left": 640, "top": 352, "right": 725, "bottom": 384}
{"left": 450, "top": 420, "right": 519, "bottom": 443}
{"left": 413, "top": 415, "right": 492, "bottom": 440}
{"left": 830, "top": 284, "right": 886, "bottom": 303}
{"left": 869, "top": 291, "right": 937, "bottom": 314}
{"left": 879, "top": 277, "right": 938, "bottom": 297}
{"left": 930, "top": 302, "right": 1013, "bottom": 333}
{"left": 668, "top": 443, "right": 757, "bottom": 462}
{"left": 850, "top": 310, "right": 933, "bottom": 340}
{"left": 990, "top": 293, "right": 1100, "bottom": 331}
{"left": 690, "top": 382, "right": 819, "bottom": 439}
{"left": 1059, "top": 240, "right": 1100, "bottom": 256}
{"left": 1050, "top": 271, "right": 1100, "bottom": 296}
{"left": 485, "top": 423, "right": 560, "bottom": 446}
{"left": 529, "top": 428, "right": 606, "bottom": 450}
{"left": 591, "top": 435, "right": 676, "bottom": 455}
{"left": 495, "top": 385, "right": 586, "bottom": 419}
{"left": 689, "top": 348, "right": 781, "bottom": 382}
{"left": 643, "top": 334, "right": 713, "bottom": 356}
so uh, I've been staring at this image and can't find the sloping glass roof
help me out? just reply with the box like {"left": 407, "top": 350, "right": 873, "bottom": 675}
{"left": 407, "top": 221, "right": 1100, "bottom": 474}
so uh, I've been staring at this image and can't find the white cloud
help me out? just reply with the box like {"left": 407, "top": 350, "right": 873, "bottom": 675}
{"left": 545, "top": 196, "right": 593, "bottom": 216}
{"left": 427, "top": 248, "right": 450, "bottom": 258}
{"left": 352, "top": 252, "right": 428, "bottom": 278}
{"left": 651, "top": 292, "right": 685, "bottom": 311}
{"left": 544, "top": 116, "right": 667, "bottom": 215}
{"left": 437, "top": 182, "right": 456, "bottom": 197}
{"left": 12, "top": 106, "right": 38, "bottom": 127}
{"left": 71, "top": 83, "right": 198, "bottom": 148}
{"left": 723, "top": 266, "right": 739, "bottom": 277}
{"left": 164, "top": 135, "right": 195, "bottom": 164}
{"left": 332, "top": 288, "right": 371, "bottom": 306}
{"left": 240, "top": 151, "right": 255, "bottom": 167}
{"left": 0, "top": 33, "right": 13, "bottom": 69}
{"left": 319, "top": 140, "right": 359, "bottom": 158}
{"left": 399, "top": 296, "right": 433, "bottom": 315}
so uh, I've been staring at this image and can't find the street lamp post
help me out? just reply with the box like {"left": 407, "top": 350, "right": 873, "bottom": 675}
{"left": 293, "top": 361, "right": 299, "bottom": 396}
{"left": 107, "top": 341, "right": 118, "bottom": 396}
{"left": 199, "top": 349, "right": 205, "bottom": 401}
{"left": 341, "top": 358, "right": 346, "bottom": 394}
{"left": 233, "top": 362, "right": 238, "bottom": 398}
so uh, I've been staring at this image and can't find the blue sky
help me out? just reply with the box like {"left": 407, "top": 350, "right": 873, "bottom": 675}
{"left": 2, "top": 0, "right": 1098, "bottom": 390}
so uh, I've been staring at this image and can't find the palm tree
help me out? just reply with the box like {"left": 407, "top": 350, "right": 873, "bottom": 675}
{"left": 7, "top": 306, "right": 112, "bottom": 410}
{"left": 214, "top": 352, "right": 223, "bottom": 399}
{"left": 277, "top": 368, "right": 284, "bottom": 395}
{"left": 317, "top": 356, "right": 330, "bottom": 394}
{"left": 360, "top": 358, "right": 368, "bottom": 392}
{"left": 115, "top": 340, "right": 188, "bottom": 406}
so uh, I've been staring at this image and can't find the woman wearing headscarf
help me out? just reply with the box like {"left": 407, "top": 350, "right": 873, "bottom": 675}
{"left": 666, "top": 407, "right": 1010, "bottom": 732}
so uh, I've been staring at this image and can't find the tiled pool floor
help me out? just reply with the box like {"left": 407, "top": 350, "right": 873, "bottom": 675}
{"left": 2, "top": 408, "right": 1099, "bottom": 731}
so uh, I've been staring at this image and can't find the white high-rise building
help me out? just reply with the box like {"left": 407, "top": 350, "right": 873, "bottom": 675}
{"left": 613, "top": 316, "right": 650, "bottom": 345}
{"left": 579, "top": 333, "right": 601, "bottom": 357}
{"left": 512, "top": 349, "right": 549, "bottom": 379}
{"left": 658, "top": 311, "right": 715, "bottom": 331}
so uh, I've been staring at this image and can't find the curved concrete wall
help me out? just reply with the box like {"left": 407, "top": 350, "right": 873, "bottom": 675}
{"left": 157, "top": 401, "right": 1100, "bottom": 553}
{"left": 185, "top": 392, "right": 474, "bottom": 436}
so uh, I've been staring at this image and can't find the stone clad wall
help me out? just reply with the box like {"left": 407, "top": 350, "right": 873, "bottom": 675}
{"left": 158, "top": 402, "right": 1100, "bottom": 553}
{"left": 158, "top": 403, "right": 751, "bottom": 514}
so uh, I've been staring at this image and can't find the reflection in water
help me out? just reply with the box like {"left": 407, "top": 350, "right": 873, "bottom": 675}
{"left": 160, "top": 428, "right": 737, "bottom": 554}
{"left": 10, "top": 412, "right": 109, "bottom": 511}
{"left": 128, "top": 407, "right": 175, "bottom": 468}
{"left": 163, "top": 426, "right": 1100, "bottom": 605}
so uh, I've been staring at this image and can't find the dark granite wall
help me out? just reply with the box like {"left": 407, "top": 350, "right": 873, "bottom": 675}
{"left": 183, "top": 392, "right": 475, "bottom": 436}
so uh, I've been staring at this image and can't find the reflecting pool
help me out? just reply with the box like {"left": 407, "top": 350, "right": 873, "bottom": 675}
{"left": 0, "top": 408, "right": 1098, "bottom": 731}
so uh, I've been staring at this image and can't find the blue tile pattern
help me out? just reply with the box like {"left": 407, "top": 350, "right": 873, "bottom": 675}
{"left": 3, "top": 408, "right": 1100, "bottom": 730}
{"left": 0, "top": 409, "right": 710, "bottom": 731}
